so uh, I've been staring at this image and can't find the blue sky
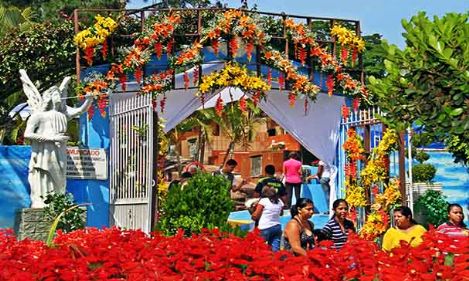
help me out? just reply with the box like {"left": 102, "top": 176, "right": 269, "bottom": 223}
{"left": 127, "top": 0, "right": 468, "bottom": 47}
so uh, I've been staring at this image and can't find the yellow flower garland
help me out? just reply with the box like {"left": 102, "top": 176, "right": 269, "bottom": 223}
{"left": 199, "top": 62, "right": 270, "bottom": 94}
{"left": 358, "top": 130, "right": 400, "bottom": 241}
{"left": 331, "top": 24, "right": 365, "bottom": 52}
{"left": 360, "top": 210, "right": 389, "bottom": 240}
{"left": 375, "top": 178, "right": 401, "bottom": 211}
{"left": 360, "top": 129, "right": 398, "bottom": 188}
{"left": 345, "top": 180, "right": 367, "bottom": 208}
{"left": 74, "top": 15, "right": 117, "bottom": 50}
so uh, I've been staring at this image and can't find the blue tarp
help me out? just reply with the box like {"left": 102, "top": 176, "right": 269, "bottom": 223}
{"left": 301, "top": 165, "right": 329, "bottom": 213}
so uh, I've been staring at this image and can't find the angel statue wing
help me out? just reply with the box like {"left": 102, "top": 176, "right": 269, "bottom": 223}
{"left": 19, "top": 69, "right": 43, "bottom": 113}
{"left": 59, "top": 76, "right": 71, "bottom": 100}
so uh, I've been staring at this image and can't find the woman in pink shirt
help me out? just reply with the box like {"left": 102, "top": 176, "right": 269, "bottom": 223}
{"left": 283, "top": 152, "right": 302, "bottom": 208}
{"left": 437, "top": 203, "right": 468, "bottom": 238}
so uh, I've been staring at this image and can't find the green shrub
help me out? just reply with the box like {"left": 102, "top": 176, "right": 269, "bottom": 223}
{"left": 414, "top": 150, "right": 430, "bottom": 164}
{"left": 414, "top": 190, "right": 447, "bottom": 228}
{"left": 156, "top": 172, "right": 235, "bottom": 236}
{"left": 43, "top": 192, "right": 85, "bottom": 233}
{"left": 412, "top": 163, "right": 437, "bottom": 182}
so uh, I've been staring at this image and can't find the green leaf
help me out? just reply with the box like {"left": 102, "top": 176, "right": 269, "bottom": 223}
{"left": 450, "top": 108, "right": 463, "bottom": 116}
{"left": 442, "top": 48, "right": 453, "bottom": 59}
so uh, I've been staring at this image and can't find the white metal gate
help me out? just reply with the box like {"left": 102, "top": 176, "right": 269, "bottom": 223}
{"left": 109, "top": 92, "right": 155, "bottom": 233}
{"left": 338, "top": 107, "right": 383, "bottom": 197}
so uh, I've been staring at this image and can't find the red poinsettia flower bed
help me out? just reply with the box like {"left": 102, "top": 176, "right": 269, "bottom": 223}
{"left": 0, "top": 228, "right": 467, "bottom": 280}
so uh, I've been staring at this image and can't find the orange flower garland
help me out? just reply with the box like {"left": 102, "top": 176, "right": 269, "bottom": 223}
{"left": 121, "top": 46, "right": 151, "bottom": 78}
{"left": 283, "top": 19, "right": 369, "bottom": 104}
{"left": 76, "top": 10, "right": 374, "bottom": 117}
{"left": 140, "top": 70, "right": 174, "bottom": 98}
{"left": 343, "top": 128, "right": 366, "bottom": 162}
{"left": 172, "top": 43, "right": 203, "bottom": 68}
{"left": 262, "top": 48, "right": 320, "bottom": 104}
{"left": 78, "top": 73, "right": 111, "bottom": 119}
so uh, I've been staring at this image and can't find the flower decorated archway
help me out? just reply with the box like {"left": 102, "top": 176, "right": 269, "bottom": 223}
{"left": 71, "top": 7, "right": 414, "bottom": 239}
{"left": 74, "top": 8, "right": 369, "bottom": 118}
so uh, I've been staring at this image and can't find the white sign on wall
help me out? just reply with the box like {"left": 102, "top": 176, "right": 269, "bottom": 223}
{"left": 66, "top": 147, "right": 107, "bottom": 180}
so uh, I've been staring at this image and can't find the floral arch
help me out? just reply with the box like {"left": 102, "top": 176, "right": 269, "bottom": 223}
{"left": 73, "top": 8, "right": 410, "bottom": 240}
{"left": 74, "top": 8, "right": 369, "bottom": 118}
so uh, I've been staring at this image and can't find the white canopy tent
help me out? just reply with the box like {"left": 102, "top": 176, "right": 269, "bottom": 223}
{"left": 151, "top": 67, "right": 345, "bottom": 210}
{"left": 158, "top": 87, "right": 344, "bottom": 166}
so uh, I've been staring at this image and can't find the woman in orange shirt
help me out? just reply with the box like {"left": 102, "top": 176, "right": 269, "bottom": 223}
{"left": 382, "top": 206, "right": 426, "bottom": 251}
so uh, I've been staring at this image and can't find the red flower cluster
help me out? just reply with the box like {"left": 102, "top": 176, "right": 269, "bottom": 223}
{"left": 239, "top": 95, "right": 247, "bottom": 112}
{"left": 183, "top": 71, "right": 190, "bottom": 90}
{"left": 215, "top": 95, "right": 224, "bottom": 116}
{"left": 139, "top": 69, "right": 174, "bottom": 99}
{"left": 341, "top": 104, "right": 350, "bottom": 120}
{"left": 0, "top": 228, "right": 467, "bottom": 280}
{"left": 84, "top": 47, "right": 95, "bottom": 66}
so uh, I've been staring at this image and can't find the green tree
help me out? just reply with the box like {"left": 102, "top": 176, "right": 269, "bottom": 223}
{"left": 0, "top": 21, "right": 76, "bottom": 143}
{"left": 362, "top": 33, "right": 386, "bottom": 80}
{"left": 414, "top": 190, "right": 448, "bottom": 228}
{"left": 1, "top": 0, "right": 126, "bottom": 22}
{"left": 0, "top": 0, "right": 125, "bottom": 143}
{"left": 199, "top": 99, "right": 265, "bottom": 165}
{"left": 166, "top": 112, "right": 213, "bottom": 176}
{"left": 175, "top": 111, "right": 213, "bottom": 163}
{"left": 368, "top": 12, "right": 469, "bottom": 164}
{"left": 0, "top": 4, "right": 35, "bottom": 36}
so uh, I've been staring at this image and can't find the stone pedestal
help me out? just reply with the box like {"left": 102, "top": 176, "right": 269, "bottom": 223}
{"left": 14, "top": 207, "right": 87, "bottom": 241}
{"left": 14, "top": 208, "right": 51, "bottom": 241}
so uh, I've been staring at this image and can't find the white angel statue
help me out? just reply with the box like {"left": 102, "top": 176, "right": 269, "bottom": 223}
{"left": 21, "top": 69, "right": 93, "bottom": 208}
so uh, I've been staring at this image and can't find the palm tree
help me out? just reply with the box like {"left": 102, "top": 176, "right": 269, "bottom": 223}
{"left": 200, "top": 99, "right": 265, "bottom": 165}
{"left": 0, "top": 4, "right": 36, "bottom": 144}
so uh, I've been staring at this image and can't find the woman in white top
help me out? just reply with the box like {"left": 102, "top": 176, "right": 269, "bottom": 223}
{"left": 251, "top": 185, "right": 284, "bottom": 251}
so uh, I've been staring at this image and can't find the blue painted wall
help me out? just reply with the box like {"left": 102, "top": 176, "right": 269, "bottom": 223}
{"left": 0, "top": 146, "right": 31, "bottom": 228}
{"left": 71, "top": 64, "right": 112, "bottom": 228}
{"left": 425, "top": 151, "right": 468, "bottom": 224}
{"left": 0, "top": 135, "right": 110, "bottom": 229}
{"left": 66, "top": 109, "right": 110, "bottom": 228}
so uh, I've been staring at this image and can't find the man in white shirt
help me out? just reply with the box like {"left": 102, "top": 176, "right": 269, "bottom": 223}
{"left": 309, "top": 160, "right": 331, "bottom": 208}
